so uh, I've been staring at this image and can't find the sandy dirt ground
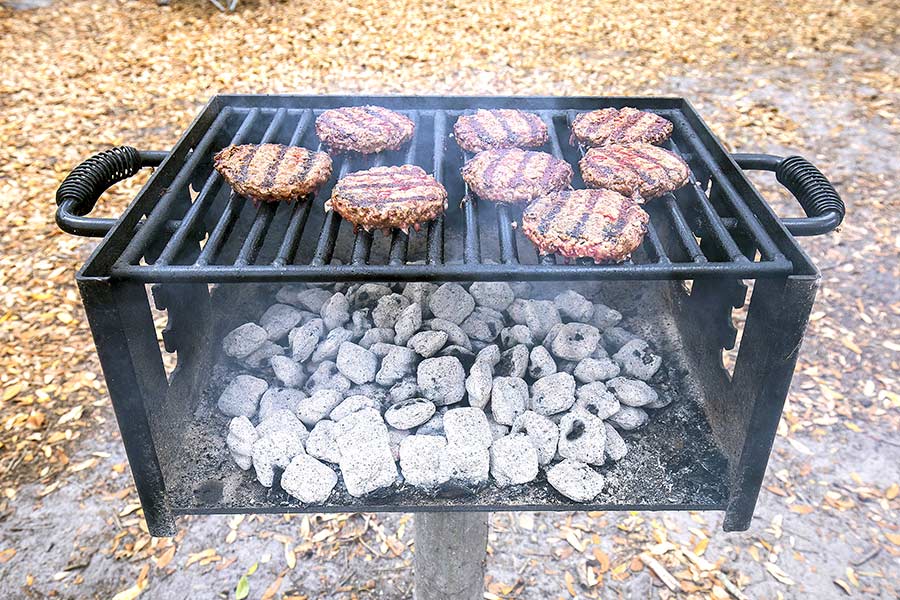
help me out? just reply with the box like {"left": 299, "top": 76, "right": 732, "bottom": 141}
{"left": 0, "top": 1, "right": 898, "bottom": 598}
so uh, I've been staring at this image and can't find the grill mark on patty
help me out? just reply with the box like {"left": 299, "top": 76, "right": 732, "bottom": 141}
{"left": 467, "top": 113, "right": 498, "bottom": 147}
{"left": 520, "top": 112, "right": 544, "bottom": 143}
{"left": 260, "top": 144, "right": 290, "bottom": 190}
{"left": 238, "top": 146, "right": 259, "bottom": 181}
{"left": 536, "top": 196, "right": 565, "bottom": 235}
{"left": 606, "top": 110, "right": 646, "bottom": 144}
{"left": 286, "top": 151, "right": 315, "bottom": 187}
{"left": 567, "top": 192, "right": 599, "bottom": 238}
{"left": 481, "top": 148, "right": 511, "bottom": 187}
{"left": 491, "top": 111, "right": 518, "bottom": 141}
{"left": 509, "top": 148, "right": 535, "bottom": 189}
{"left": 361, "top": 106, "right": 401, "bottom": 134}
{"left": 629, "top": 147, "right": 684, "bottom": 181}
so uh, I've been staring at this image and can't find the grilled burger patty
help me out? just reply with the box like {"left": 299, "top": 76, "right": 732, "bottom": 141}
{"left": 570, "top": 107, "right": 673, "bottom": 147}
{"left": 315, "top": 106, "right": 415, "bottom": 154}
{"left": 522, "top": 189, "right": 649, "bottom": 263}
{"left": 579, "top": 143, "right": 690, "bottom": 200}
{"left": 326, "top": 165, "right": 448, "bottom": 232}
{"left": 461, "top": 148, "right": 573, "bottom": 204}
{"left": 453, "top": 109, "right": 548, "bottom": 153}
{"left": 214, "top": 144, "right": 333, "bottom": 202}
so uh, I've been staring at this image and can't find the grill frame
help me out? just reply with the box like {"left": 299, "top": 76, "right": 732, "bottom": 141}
{"left": 62, "top": 95, "right": 838, "bottom": 536}
{"left": 76, "top": 95, "right": 818, "bottom": 284}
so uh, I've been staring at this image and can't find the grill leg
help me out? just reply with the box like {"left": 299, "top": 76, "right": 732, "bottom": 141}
{"left": 78, "top": 277, "right": 175, "bottom": 537}
{"left": 414, "top": 512, "right": 489, "bottom": 600}
{"left": 723, "top": 275, "right": 818, "bottom": 531}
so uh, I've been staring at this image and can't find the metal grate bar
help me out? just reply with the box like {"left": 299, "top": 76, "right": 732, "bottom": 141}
{"left": 541, "top": 111, "right": 565, "bottom": 158}
{"left": 386, "top": 111, "right": 420, "bottom": 266}
{"left": 271, "top": 111, "right": 317, "bottom": 267}
{"left": 234, "top": 109, "right": 289, "bottom": 267}
{"left": 311, "top": 158, "right": 352, "bottom": 266}
{"left": 667, "top": 129, "right": 783, "bottom": 261}
{"left": 119, "top": 108, "right": 233, "bottom": 265}
{"left": 663, "top": 195, "right": 706, "bottom": 262}
{"left": 496, "top": 204, "right": 519, "bottom": 264}
{"left": 676, "top": 176, "right": 746, "bottom": 262}
{"left": 155, "top": 108, "right": 260, "bottom": 266}
{"left": 462, "top": 191, "right": 481, "bottom": 263}
{"left": 426, "top": 111, "right": 447, "bottom": 265}
{"left": 643, "top": 220, "right": 670, "bottom": 263}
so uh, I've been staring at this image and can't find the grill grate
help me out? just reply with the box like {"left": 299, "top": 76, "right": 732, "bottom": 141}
{"left": 85, "top": 96, "right": 810, "bottom": 283}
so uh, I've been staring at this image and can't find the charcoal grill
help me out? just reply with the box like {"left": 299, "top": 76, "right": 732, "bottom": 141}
{"left": 55, "top": 95, "right": 843, "bottom": 538}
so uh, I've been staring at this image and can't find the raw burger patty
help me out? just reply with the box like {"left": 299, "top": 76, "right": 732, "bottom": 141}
{"left": 326, "top": 165, "right": 448, "bottom": 232}
{"left": 570, "top": 107, "right": 673, "bottom": 147}
{"left": 453, "top": 109, "right": 548, "bottom": 153}
{"left": 213, "top": 144, "right": 333, "bottom": 202}
{"left": 461, "top": 148, "right": 573, "bottom": 204}
{"left": 579, "top": 143, "right": 690, "bottom": 200}
{"left": 522, "top": 189, "right": 649, "bottom": 263}
{"left": 315, "top": 106, "right": 415, "bottom": 154}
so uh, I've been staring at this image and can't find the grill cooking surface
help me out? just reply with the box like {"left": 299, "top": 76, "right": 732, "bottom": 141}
{"left": 82, "top": 96, "right": 812, "bottom": 283}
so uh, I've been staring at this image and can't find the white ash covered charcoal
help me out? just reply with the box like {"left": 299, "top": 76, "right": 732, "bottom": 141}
{"left": 385, "top": 398, "right": 436, "bottom": 430}
{"left": 461, "top": 307, "right": 505, "bottom": 343}
{"left": 443, "top": 407, "right": 493, "bottom": 449}
{"left": 399, "top": 435, "right": 447, "bottom": 489}
{"left": 258, "top": 387, "right": 305, "bottom": 421}
{"left": 465, "top": 360, "right": 493, "bottom": 409}
{"left": 606, "top": 377, "right": 658, "bottom": 407}
{"left": 259, "top": 304, "right": 306, "bottom": 341}
{"left": 428, "top": 318, "right": 472, "bottom": 350}
{"left": 546, "top": 459, "right": 604, "bottom": 502}
{"left": 604, "top": 422, "right": 628, "bottom": 462}
{"left": 372, "top": 293, "right": 410, "bottom": 328}
{"left": 468, "top": 281, "right": 515, "bottom": 311}
{"left": 500, "top": 325, "right": 534, "bottom": 348}
{"left": 270, "top": 355, "right": 306, "bottom": 388}
{"left": 375, "top": 345, "right": 419, "bottom": 386}
{"left": 573, "top": 357, "right": 620, "bottom": 383}
{"left": 305, "top": 420, "right": 340, "bottom": 463}
{"left": 393, "top": 303, "right": 422, "bottom": 346}
{"left": 438, "top": 442, "right": 490, "bottom": 487}
{"left": 490, "top": 376, "right": 528, "bottom": 425}
{"left": 295, "top": 288, "right": 334, "bottom": 313}
{"left": 350, "top": 309, "right": 373, "bottom": 340}
{"left": 226, "top": 416, "right": 258, "bottom": 470}
{"left": 522, "top": 300, "right": 561, "bottom": 340}
{"left": 402, "top": 282, "right": 437, "bottom": 311}
{"left": 416, "top": 407, "right": 446, "bottom": 436}
{"left": 334, "top": 408, "right": 399, "bottom": 497}
{"left": 495, "top": 344, "right": 529, "bottom": 378}
{"left": 530, "top": 372, "right": 576, "bottom": 416}
{"left": 407, "top": 330, "right": 448, "bottom": 358}
{"left": 511, "top": 411, "right": 559, "bottom": 466}
{"left": 251, "top": 429, "right": 305, "bottom": 488}
{"left": 311, "top": 327, "right": 353, "bottom": 363}
{"left": 289, "top": 319, "right": 325, "bottom": 363}
{"left": 428, "top": 283, "right": 475, "bottom": 325}
{"left": 320, "top": 292, "right": 351, "bottom": 330}
{"left": 558, "top": 409, "right": 606, "bottom": 466}
{"left": 550, "top": 323, "right": 600, "bottom": 361}
{"left": 388, "top": 377, "right": 420, "bottom": 404}
{"left": 217, "top": 374, "right": 268, "bottom": 418}
{"left": 590, "top": 303, "right": 622, "bottom": 331}
{"left": 507, "top": 298, "right": 529, "bottom": 325}
{"left": 275, "top": 284, "right": 307, "bottom": 306}
{"left": 554, "top": 290, "right": 594, "bottom": 323}
{"left": 330, "top": 395, "right": 381, "bottom": 422}
{"left": 475, "top": 344, "right": 501, "bottom": 367}
{"left": 281, "top": 454, "right": 338, "bottom": 504}
{"left": 490, "top": 434, "right": 539, "bottom": 487}
{"left": 367, "top": 342, "right": 397, "bottom": 358}
{"left": 644, "top": 388, "right": 674, "bottom": 410}
{"left": 607, "top": 405, "right": 649, "bottom": 431}
{"left": 575, "top": 382, "right": 620, "bottom": 420}
{"left": 527, "top": 345, "right": 557, "bottom": 379}
{"left": 612, "top": 339, "right": 662, "bottom": 381}
{"left": 350, "top": 283, "right": 393, "bottom": 310}
{"left": 222, "top": 323, "right": 268, "bottom": 359}
{"left": 417, "top": 356, "right": 466, "bottom": 406}
{"left": 358, "top": 327, "right": 395, "bottom": 349}
{"left": 256, "top": 409, "right": 309, "bottom": 446}
{"left": 388, "top": 428, "right": 410, "bottom": 461}
{"left": 438, "top": 345, "right": 476, "bottom": 371}
{"left": 304, "top": 361, "right": 351, "bottom": 395}
{"left": 601, "top": 326, "right": 638, "bottom": 353}
{"left": 335, "top": 342, "right": 378, "bottom": 385}
{"left": 347, "top": 383, "right": 387, "bottom": 405}
{"left": 296, "top": 389, "right": 343, "bottom": 426}
{"left": 486, "top": 415, "right": 510, "bottom": 440}
{"left": 241, "top": 341, "right": 284, "bottom": 369}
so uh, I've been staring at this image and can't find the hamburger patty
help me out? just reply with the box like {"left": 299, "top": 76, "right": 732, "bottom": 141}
{"left": 461, "top": 148, "right": 573, "bottom": 204}
{"left": 315, "top": 106, "right": 415, "bottom": 154}
{"left": 579, "top": 143, "right": 690, "bottom": 200}
{"left": 570, "top": 107, "right": 673, "bottom": 147}
{"left": 522, "top": 189, "right": 649, "bottom": 263}
{"left": 213, "top": 144, "right": 333, "bottom": 202}
{"left": 326, "top": 165, "right": 448, "bottom": 232}
{"left": 453, "top": 109, "right": 548, "bottom": 153}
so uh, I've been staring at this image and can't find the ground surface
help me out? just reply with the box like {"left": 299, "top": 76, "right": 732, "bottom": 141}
{"left": 0, "top": 0, "right": 898, "bottom": 598}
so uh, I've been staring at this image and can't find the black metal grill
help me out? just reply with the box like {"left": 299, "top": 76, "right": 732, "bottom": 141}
{"left": 69, "top": 95, "right": 835, "bottom": 284}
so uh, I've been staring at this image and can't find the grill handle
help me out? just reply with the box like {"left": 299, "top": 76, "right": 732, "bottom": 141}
{"left": 55, "top": 146, "right": 169, "bottom": 237}
{"left": 732, "top": 153, "right": 844, "bottom": 236}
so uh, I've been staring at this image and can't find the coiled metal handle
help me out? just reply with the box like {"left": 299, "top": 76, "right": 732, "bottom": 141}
{"left": 732, "top": 153, "right": 844, "bottom": 237}
{"left": 55, "top": 146, "right": 168, "bottom": 237}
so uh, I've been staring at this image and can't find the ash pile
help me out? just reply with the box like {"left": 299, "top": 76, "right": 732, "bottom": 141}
{"left": 217, "top": 280, "right": 671, "bottom": 505}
